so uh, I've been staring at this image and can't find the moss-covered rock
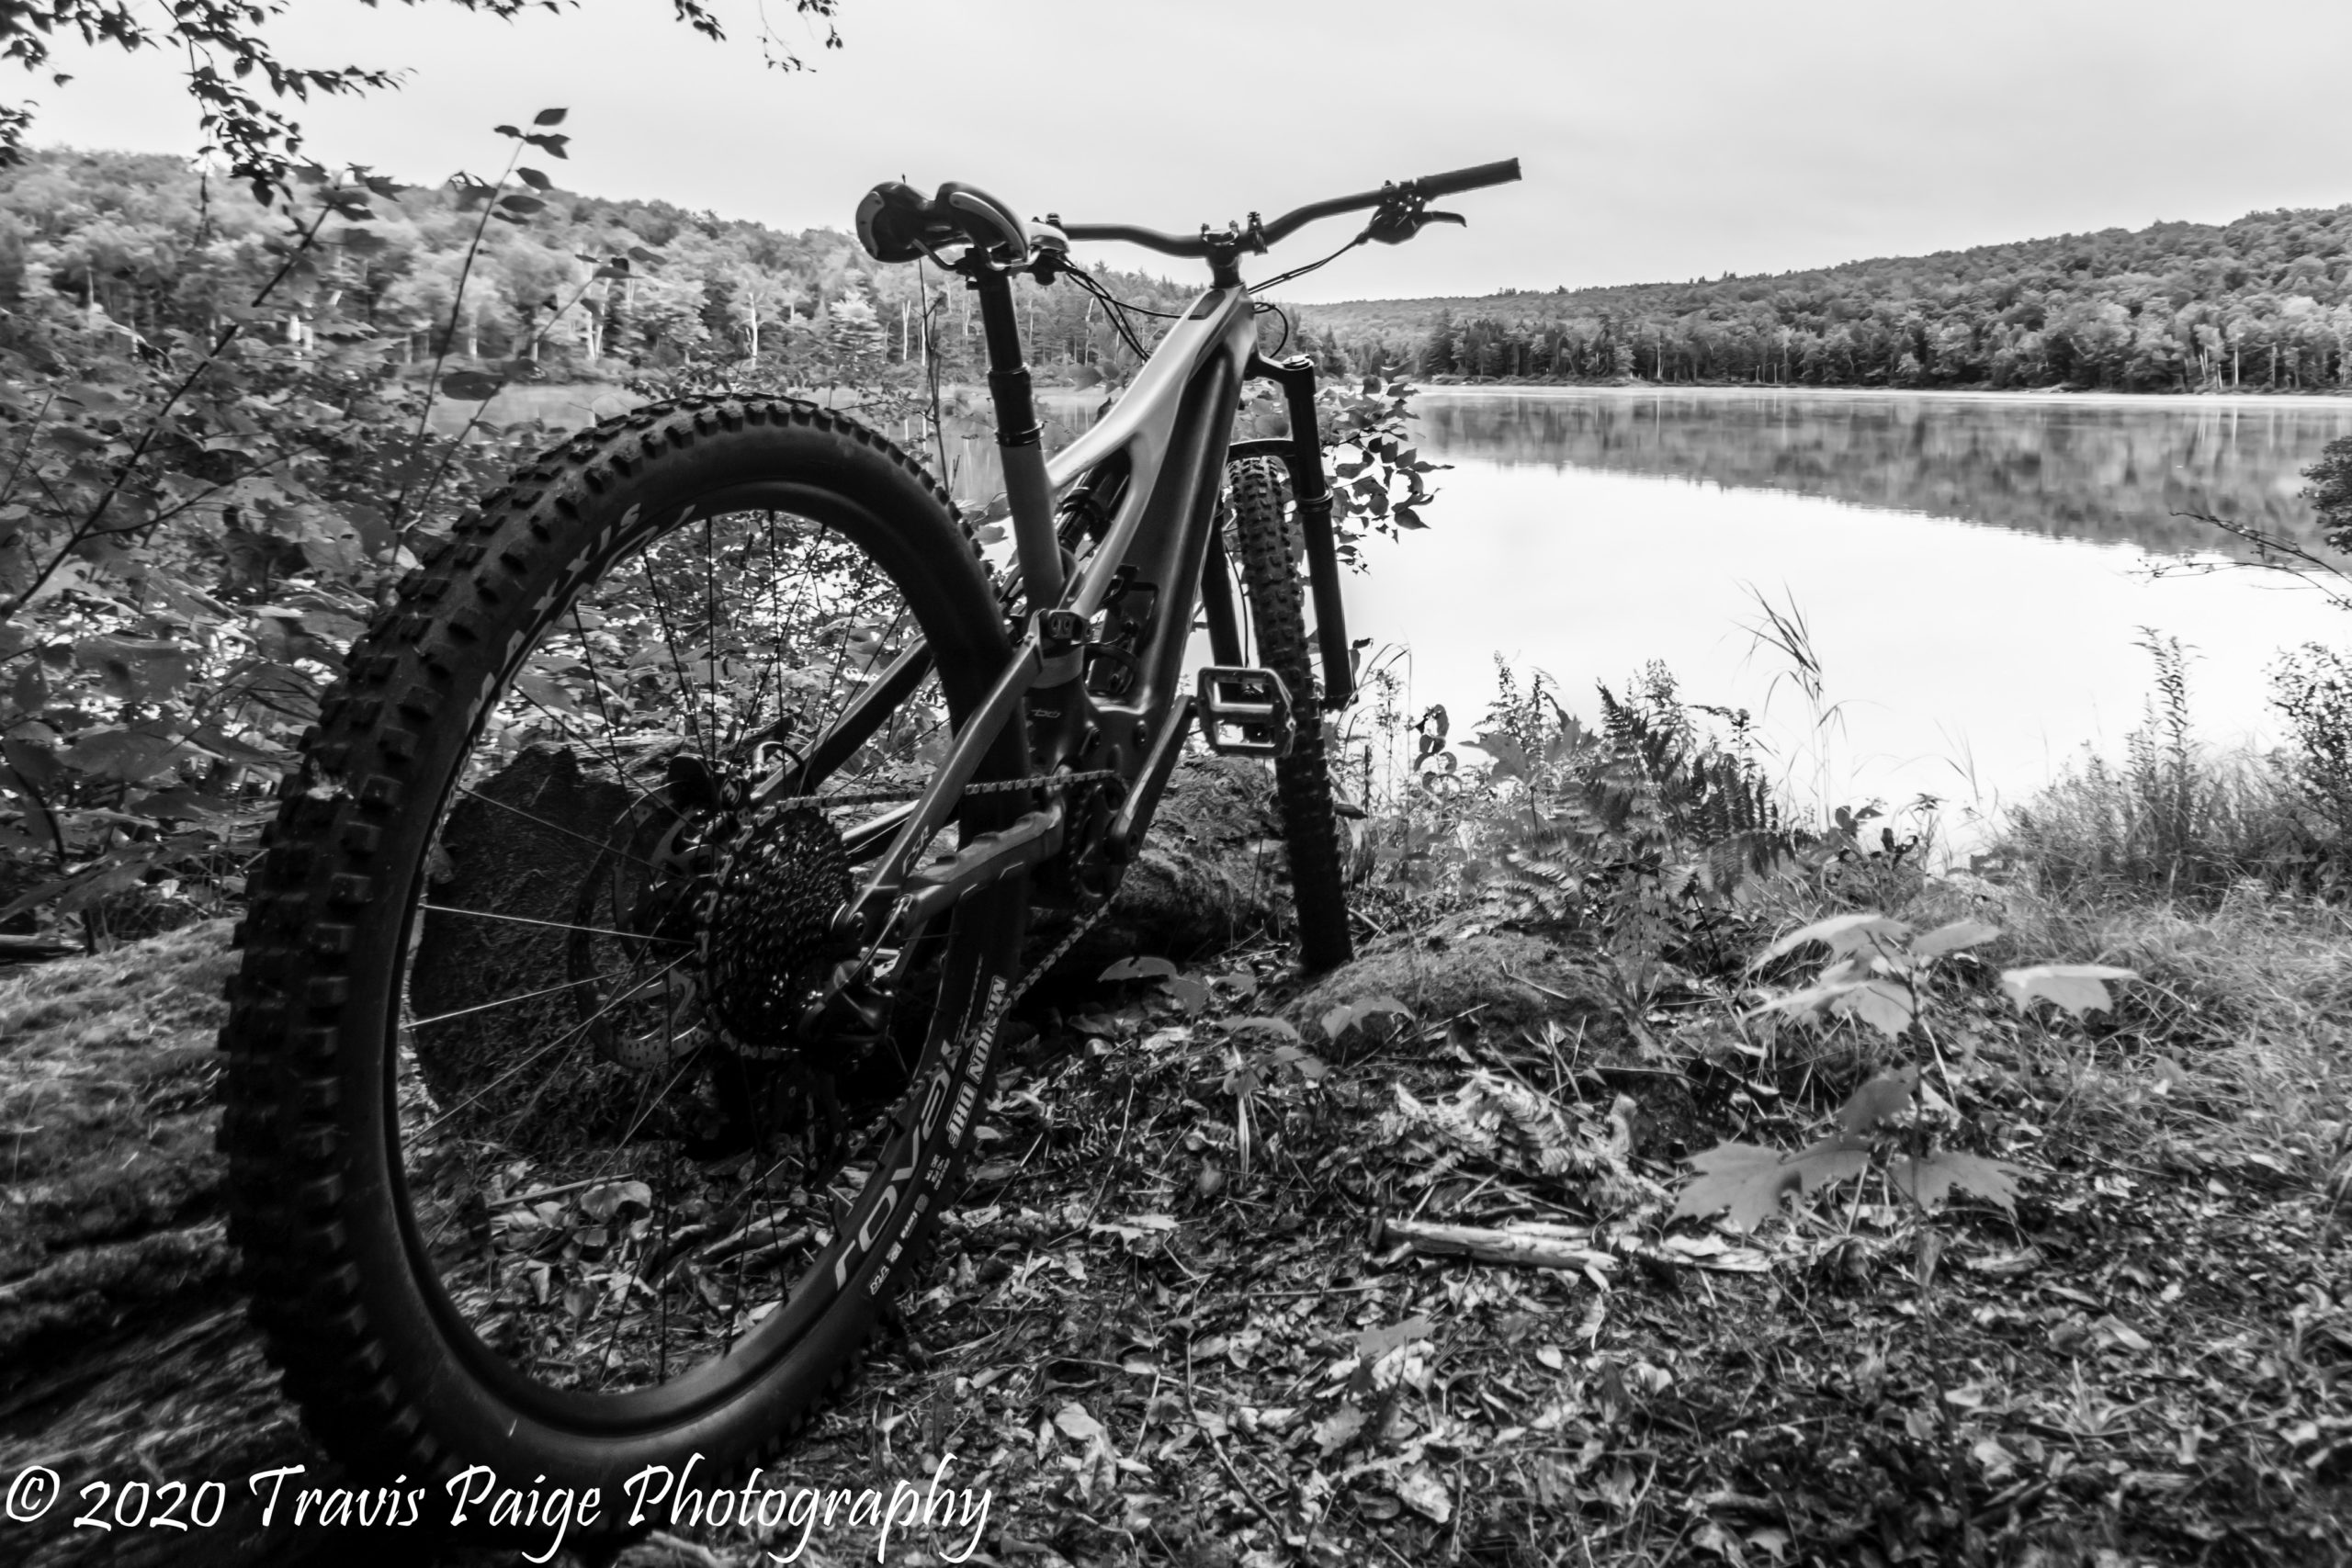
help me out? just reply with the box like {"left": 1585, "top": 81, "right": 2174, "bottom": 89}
{"left": 1286, "top": 927, "right": 1623, "bottom": 1043}
{"left": 0, "top": 917, "right": 235, "bottom": 1357}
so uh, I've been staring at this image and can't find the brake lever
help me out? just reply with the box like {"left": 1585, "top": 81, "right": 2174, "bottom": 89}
{"left": 1364, "top": 203, "right": 1468, "bottom": 245}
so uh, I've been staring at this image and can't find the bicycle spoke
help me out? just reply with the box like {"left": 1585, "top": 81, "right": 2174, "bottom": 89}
{"left": 418, "top": 903, "right": 674, "bottom": 943}
{"left": 380, "top": 490, "right": 978, "bottom": 1409}
{"left": 449, "top": 784, "right": 664, "bottom": 875}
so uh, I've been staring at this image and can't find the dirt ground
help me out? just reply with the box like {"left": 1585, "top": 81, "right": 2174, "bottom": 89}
{"left": 2, "top": 910, "right": 2346, "bottom": 1567}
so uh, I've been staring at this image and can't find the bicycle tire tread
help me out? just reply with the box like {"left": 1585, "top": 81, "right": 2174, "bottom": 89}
{"left": 1227, "top": 455, "right": 1353, "bottom": 974}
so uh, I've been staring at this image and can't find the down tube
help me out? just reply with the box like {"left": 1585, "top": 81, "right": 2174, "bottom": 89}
{"left": 1093, "top": 349, "right": 1244, "bottom": 747}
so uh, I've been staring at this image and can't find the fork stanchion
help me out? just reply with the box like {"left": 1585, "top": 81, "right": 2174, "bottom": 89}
{"left": 1253, "top": 353, "right": 1354, "bottom": 709}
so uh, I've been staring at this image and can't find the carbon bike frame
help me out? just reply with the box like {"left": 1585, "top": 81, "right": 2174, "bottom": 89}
{"left": 830, "top": 155, "right": 1520, "bottom": 945}
{"left": 832, "top": 270, "right": 1328, "bottom": 942}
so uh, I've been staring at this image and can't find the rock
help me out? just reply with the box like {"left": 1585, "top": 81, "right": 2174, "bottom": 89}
{"left": 0, "top": 918, "right": 235, "bottom": 1360}
{"left": 1285, "top": 928, "right": 1623, "bottom": 1047}
{"left": 406, "top": 742, "right": 655, "bottom": 1148}
{"left": 1282, "top": 927, "right": 1703, "bottom": 1158}
{"left": 1034, "top": 753, "right": 1285, "bottom": 995}
{"left": 0, "top": 917, "right": 337, "bottom": 1566}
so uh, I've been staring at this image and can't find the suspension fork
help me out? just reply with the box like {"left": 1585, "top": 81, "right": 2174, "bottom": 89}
{"left": 1244, "top": 351, "right": 1355, "bottom": 708}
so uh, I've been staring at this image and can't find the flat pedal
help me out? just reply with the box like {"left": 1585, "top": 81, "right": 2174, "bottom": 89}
{"left": 1196, "top": 666, "right": 1295, "bottom": 758}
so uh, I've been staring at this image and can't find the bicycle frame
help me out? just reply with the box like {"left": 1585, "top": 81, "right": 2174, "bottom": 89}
{"left": 833, "top": 271, "right": 1329, "bottom": 942}
{"left": 827, "top": 154, "right": 1521, "bottom": 947}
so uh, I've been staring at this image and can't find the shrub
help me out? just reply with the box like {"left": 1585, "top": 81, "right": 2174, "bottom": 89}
{"left": 2002, "top": 633, "right": 2328, "bottom": 899}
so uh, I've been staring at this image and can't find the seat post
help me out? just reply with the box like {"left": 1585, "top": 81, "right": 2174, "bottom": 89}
{"left": 968, "top": 264, "right": 1063, "bottom": 609}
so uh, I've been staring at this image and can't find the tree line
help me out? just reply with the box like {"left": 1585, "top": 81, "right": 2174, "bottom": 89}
{"left": 0, "top": 147, "right": 1209, "bottom": 387}
{"left": 1296, "top": 203, "right": 2352, "bottom": 392}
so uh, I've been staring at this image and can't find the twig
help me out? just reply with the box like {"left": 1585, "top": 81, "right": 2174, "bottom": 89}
{"left": 643, "top": 1530, "right": 725, "bottom": 1566}
{"left": 1185, "top": 1337, "right": 1292, "bottom": 1550}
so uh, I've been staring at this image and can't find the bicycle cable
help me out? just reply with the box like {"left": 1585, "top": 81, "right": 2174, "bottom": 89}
{"left": 1251, "top": 229, "right": 1371, "bottom": 296}
{"left": 1064, "top": 267, "right": 1157, "bottom": 360}
{"left": 1251, "top": 299, "right": 1294, "bottom": 357}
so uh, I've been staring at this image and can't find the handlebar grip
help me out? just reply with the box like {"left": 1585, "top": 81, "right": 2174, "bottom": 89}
{"left": 1413, "top": 158, "right": 1521, "bottom": 198}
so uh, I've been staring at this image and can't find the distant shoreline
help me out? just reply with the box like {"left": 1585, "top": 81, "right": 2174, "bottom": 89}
{"left": 1412, "top": 381, "right": 2352, "bottom": 411}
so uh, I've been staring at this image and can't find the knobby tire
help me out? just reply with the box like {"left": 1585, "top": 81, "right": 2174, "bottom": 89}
{"left": 1226, "top": 455, "right": 1352, "bottom": 974}
{"left": 218, "top": 395, "right": 1029, "bottom": 1518}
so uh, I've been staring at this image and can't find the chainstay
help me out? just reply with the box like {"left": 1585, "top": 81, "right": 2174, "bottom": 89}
{"left": 755, "top": 767, "right": 1123, "bottom": 814}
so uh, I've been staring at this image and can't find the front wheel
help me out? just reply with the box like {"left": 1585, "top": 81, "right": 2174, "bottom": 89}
{"left": 1227, "top": 455, "right": 1352, "bottom": 973}
{"left": 220, "top": 396, "right": 1029, "bottom": 1502}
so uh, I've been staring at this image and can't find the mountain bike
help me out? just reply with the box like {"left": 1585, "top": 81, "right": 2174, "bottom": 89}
{"left": 218, "top": 156, "right": 1521, "bottom": 1502}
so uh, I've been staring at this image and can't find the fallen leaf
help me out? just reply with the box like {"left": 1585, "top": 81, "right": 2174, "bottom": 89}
{"left": 1314, "top": 1404, "right": 1366, "bottom": 1456}
{"left": 1054, "top": 1403, "right": 1105, "bottom": 1444}
{"left": 1692, "top": 1519, "right": 1749, "bottom": 1565}
{"left": 1356, "top": 1314, "right": 1433, "bottom": 1360}
{"left": 2095, "top": 1315, "right": 2153, "bottom": 1354}
{"left": 1393, "top": 1464, "right": 1452, "bottom": 1524}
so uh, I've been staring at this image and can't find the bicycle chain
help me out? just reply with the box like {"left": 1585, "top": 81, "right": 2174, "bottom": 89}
{"left": 753, "top": 767, "right": 1125, "bottom": 814}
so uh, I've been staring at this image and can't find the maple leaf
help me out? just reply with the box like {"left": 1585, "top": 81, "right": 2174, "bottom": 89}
{"left": 1673, "top": 1142, "right": 1799, "bottom": 1231}
{"left": 1888, "top": 1151, "right": 2027, "bottom": 1215}
{"left": 1911, "top": 919, "right": 2003, "bottom": 960}
{"left": 1676, "top": 1134, "right": 1876, "bottom": 1233}
{"left": 1999, "top": 964, "right": 2139, "bottom": 1019}
{"left": 1755, "top": 912, "right": 1911, "bottom": 966}
{"left": 1836, "top": 1066, "right": 1920, "bottom": 1134}
{"left": 1838, "top": 978, "right": 1918, "bottom": 1039}
{"left": 1784, "top": 1134, "right": 1874, "bottom": 1195}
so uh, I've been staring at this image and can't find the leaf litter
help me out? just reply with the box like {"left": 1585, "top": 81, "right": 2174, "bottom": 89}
{"left": 605, "top": 931, "right": 2350, "bottom": 1567}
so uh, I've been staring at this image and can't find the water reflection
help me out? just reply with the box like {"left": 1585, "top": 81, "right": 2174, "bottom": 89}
{"left": 1344, "top": 389, "right": 2352, "bottom": 838}
{"left": 1413, "top": 390, "right": 2352, "bottom": 558}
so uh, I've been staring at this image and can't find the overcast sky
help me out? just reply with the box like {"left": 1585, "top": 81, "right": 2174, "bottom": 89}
{"left": 24, "top": 0, "right": 2352, "bottom": 303}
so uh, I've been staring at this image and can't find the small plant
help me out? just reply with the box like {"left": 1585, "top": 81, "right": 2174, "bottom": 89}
{"left": 1673, "top": 912, "right": 2140, "bottom": 1269}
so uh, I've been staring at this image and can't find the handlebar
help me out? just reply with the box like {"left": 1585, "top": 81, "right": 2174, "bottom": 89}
{"left": 1054, "top": 156, "right": 1520, "bottom": 259}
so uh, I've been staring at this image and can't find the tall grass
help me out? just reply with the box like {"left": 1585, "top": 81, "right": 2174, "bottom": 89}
{"left": 2000, "top": 634, "right": 2339, "bottom": 900}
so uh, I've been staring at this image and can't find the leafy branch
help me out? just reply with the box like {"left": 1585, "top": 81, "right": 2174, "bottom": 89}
{"left": 1673, "top": 912, "right": 2140, "bottom": 1239}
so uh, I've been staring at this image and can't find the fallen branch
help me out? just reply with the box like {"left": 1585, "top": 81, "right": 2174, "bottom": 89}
{"left": 1373, "top": 1215, "right": 1618, "bottom": 1275}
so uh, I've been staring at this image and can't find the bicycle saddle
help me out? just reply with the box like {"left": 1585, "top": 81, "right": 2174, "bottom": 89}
{"left": 856, "top": 180, "right": 1040, "bottom": 265}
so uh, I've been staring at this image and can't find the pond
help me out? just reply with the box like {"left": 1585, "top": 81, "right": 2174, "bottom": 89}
{"left": 1345, "top": 389, "right": 2352, "bottom": 838}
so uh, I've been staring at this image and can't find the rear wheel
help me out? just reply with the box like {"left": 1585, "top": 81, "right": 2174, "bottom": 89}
{"left": 220, "top": 396, "right": 1028, "bottom": 1500}
{"left": 1226, "top": 455, "right": 1352, "bottom": 973}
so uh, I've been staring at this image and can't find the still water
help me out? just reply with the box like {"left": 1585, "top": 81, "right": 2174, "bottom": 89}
{"left": 470, "top": 381, "right": 2352, "bottom": 830}
{"left": 1347, "top": 389, "right": 2352, "bottom": 831}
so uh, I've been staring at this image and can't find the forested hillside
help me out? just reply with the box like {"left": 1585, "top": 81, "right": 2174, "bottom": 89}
{"left": 19, "top": 149, "right": 2352, "bottom": 396}
{"left": 0, "top": 148, "right": 1216, "bottom": 384}
{"left": 1298, "top": 204, "right": 2352, "bottom": 391}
